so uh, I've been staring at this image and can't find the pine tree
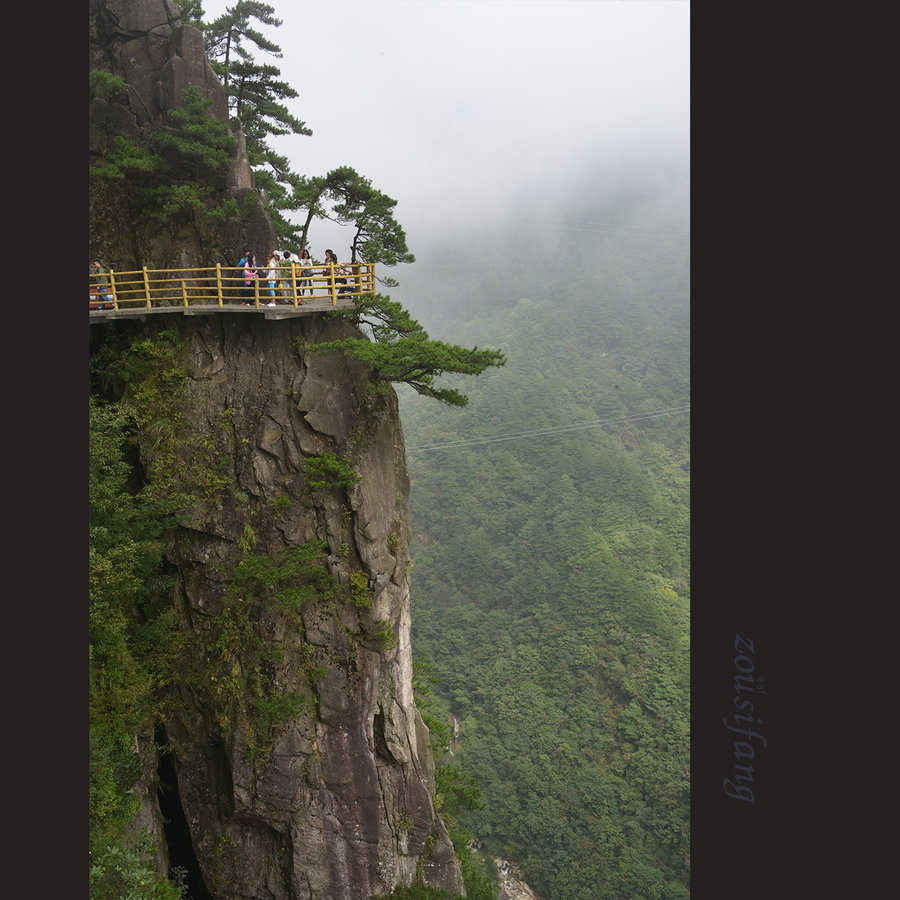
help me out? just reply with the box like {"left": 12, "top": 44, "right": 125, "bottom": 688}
{"left": 201, "top": 1, "right": 312, "bottom": 245}
{"left": 327, "top": 166, "right": 416, "bottom": 279}
{"left": 315, "top": 294, "right": 506, "bottom": 406}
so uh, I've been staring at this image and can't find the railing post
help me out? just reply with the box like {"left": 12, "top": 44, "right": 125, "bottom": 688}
{"left": 109, "top": 269, "right": 119, "bottom": 310}
{"left": 142, "top": 267, "right": 151, "bottom": 308}
{"left": 254, "top": 275, "right": 260, "bottom": 307}
{"left": 328, "top": 263, "right": 336, "bottom": 306}
{"left": 216, "top": 264, "right": 223, "bottom": 307}
{"left": 182, "top": 280, "right": 188, "bottom": 307}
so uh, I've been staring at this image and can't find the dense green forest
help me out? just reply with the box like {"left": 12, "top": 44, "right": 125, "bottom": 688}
{"left": 393, "top": 191, "right": 690, "bottom": 900}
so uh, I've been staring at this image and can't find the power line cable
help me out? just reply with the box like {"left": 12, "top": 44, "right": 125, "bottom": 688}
{"left": 406, "top": 404, "right": 689, "bottom": 454}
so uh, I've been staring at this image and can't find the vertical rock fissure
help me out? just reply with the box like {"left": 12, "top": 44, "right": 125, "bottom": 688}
{"left": 154, "top": 724, "right": 211, "bottom": 899}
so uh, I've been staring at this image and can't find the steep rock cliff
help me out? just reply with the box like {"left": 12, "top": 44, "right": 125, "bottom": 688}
{"left": 89, "top": 3, "right": 463, "bottom": 891}
{"left": 92, "top": 312, "right": 464, "bottom": 898}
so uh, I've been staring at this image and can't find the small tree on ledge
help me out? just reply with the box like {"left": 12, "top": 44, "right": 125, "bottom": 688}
{"left": 314, "top": 294, "right": 506, "bottom": 407}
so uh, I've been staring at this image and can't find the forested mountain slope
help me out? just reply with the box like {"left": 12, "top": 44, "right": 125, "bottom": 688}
{"left": 393, "top": 191, "right": 690, "bottom": 900}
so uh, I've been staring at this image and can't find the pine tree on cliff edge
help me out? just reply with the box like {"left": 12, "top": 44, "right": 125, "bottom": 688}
{"left": 315, "top": 294, "right": 507, "bottom": 407}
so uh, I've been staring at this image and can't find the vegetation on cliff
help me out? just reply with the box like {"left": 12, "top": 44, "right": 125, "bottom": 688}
{"left": 90, "top": 72, "right": 244, "bottom": 267}
{"left": 89, "top": 389, "right": 186, "bottom": 898}
{"left": 318, "top": 293, "right": 507, "bottom": 407}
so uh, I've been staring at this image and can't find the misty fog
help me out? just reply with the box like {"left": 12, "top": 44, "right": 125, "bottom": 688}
{"left": 197, "top": 0, "right": 689, "bottom": 267}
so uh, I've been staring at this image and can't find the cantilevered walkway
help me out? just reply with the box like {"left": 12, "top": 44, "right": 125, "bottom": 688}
{"left": 89, "top": 262, "right": 376, "bottom": 322}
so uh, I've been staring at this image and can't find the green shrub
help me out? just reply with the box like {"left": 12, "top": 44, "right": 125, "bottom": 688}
{"left": 89, "top": 830, "right": 185, "bottom": 900}
{"left": 349, "top": 570, "right": 373, "bottom": 610}
{"left": 304, "top": 452, "right": 361, "bottom": 491}
{"left": 375, "top": 618, "right": 398, "bottom": 649}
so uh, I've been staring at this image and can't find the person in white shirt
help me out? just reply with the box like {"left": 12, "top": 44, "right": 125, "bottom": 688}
{"left": 265, "top": 252, "right": 280, "bottom": 305}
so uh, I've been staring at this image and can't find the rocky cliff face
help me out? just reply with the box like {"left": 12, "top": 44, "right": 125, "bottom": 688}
{"left": 89, "top": 0, "right": 228, "bottom": 128}
{"left": 92, "top": 312, "right": 464, "bottom": 898}
{"left": 89, "top": 0, "right": 276, "bottom": 268}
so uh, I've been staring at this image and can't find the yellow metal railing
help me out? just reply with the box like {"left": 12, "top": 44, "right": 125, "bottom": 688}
{"left": 89, "top": 262, "right": 377, "bottom": 312}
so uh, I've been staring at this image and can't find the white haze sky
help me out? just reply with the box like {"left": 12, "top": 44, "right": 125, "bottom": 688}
{"left": 199, "top": 0, "right": 690, "bottom": 255}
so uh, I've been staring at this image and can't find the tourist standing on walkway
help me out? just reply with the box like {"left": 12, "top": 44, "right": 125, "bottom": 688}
{"left": 322, "top": 249, "right": 348, "bottom": 296}
{"left": 281, "top": 252, "right": 296, "bottom": 303}
{"left": 299, "top": 249, "right": 314, "bottom": 298}
{"left": 326, "top": 249, "right": 354, "bottom": 298}
{"left": 265, "top": 252, "right": 280, "bottom": 305}
{"left": 90, "top": 258, "right": 113, "bottom": 309}
{"left": 239, "top": 249, "right": 258, "bottom": 304}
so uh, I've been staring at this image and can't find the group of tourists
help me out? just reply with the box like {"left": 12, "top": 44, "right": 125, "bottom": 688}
{"left": 88, "top": 247, "right": 357, "bottom": 310}
{"left": 239, "top": 248, "right": 351, "bottom": 306}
